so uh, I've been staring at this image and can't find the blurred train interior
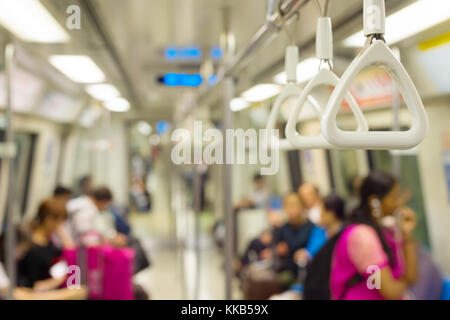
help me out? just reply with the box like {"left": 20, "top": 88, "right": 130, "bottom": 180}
{"left": 0, "top": 0, "right": 450, "bottom": 301}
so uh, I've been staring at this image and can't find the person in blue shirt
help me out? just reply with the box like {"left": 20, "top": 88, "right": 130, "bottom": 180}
{"left": 274, "top": 193, "right": 326, "bottom": 275}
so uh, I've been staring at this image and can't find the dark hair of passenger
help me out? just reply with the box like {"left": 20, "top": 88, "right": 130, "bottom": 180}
{"left": 79, "top": 175, "right": 91, "bottom": 188}
{"left": 349, "top": 171, "right": 396, "bottom": 266}
{"left": 323, "top": 193, "right": 345, "bottom": 220}
{"left": 30, "top": 198, "right": 67, "bottom": 231}
{"left": 53, "top": 185, "right": 72, "bottom": 196}
{"left": 93, "top": 187, "right": 113, "bottom": 202}
{"left": 253, "top": 173, "right": 263, "bottom": 182}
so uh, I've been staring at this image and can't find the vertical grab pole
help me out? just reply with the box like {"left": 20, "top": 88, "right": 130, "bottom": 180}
{"left": 4, "top": 42, "right": 16, "bottom": 300}
{"left": 223, "top": 77, "right": 235, "bottom": 300}
{"left": 193, "top": 164, "right": 202, "bottom": 300}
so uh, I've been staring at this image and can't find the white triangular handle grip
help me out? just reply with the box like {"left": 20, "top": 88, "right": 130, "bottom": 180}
{"left": 286, "top": 68, "right": 369, "bottom": 149}
{"left": 322, "top": 40, "right": 429, "bottom": 150}
{"left": 265, "top": 84, "right": 300, "bottom": 151}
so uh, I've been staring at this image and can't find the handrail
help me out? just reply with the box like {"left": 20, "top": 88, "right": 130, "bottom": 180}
{"left": 285, "top": 16, "right": 368, "bottom": 149}
{"left": 321, "top": 0, "right": 429, "bottom": 149}
{"left": 195, "top": 0, "right": 311, "bottom": 107}
{"left": 265, "top": 46, "right": 322, "bottom": 151}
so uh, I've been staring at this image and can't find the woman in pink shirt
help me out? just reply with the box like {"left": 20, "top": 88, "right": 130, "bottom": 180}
{"left": 330, "top": 171, "right": 418, "bottom": 300}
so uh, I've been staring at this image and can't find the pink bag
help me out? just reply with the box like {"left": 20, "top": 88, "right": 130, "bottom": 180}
{"left": 102, "top": 247, "right": 135, "bottom": 300}
{"left": 63, "top": 245, "right": 135, "bottom": 300}
{"left": 86, "top": 245, "right": 109, "bottom": 299}
{"left": 60, "top": 248, "right": 78, "bottom": 288}
{"left": 62, "top": 248, "right": 78, "bottom": 267}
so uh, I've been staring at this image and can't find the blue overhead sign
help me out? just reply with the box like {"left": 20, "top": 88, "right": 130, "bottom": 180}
{"left": 160, "top": 73, "right": 203, "bottom": 87}
{"left": 158, "top": 74, "right": 217, "bottom": 87}
{"left": 164, "top": 47, "right": 202, "bottom": 60}
{"left": 164, "top": 46, "right": 223, "bottom": 61}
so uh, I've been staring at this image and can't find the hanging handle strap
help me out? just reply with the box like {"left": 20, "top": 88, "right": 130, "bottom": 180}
{"left": 316, "top": 17, "right": 333, "bottom": 61}
{"left": 265, "top": 84, "right": 301, "bottom": 151}
{"left": 286, "top": 68, "right": 368, "bottom": 149}
{"left": 322, "top": 40, "right": 429, "bottom": 149}
{"left": 363, "top": 0, "right": 386, "bottom": 37}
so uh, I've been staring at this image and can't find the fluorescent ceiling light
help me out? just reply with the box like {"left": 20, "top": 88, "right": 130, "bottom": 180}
{"left": 242, "top": 84, "right": 281, "bottom": 102}
{"left": 344, "top": 0, "right": 450, "bottom": 47}
{"left": 85, "top": 84, "right": 120, "bottom": 101}
{"left": 137, "top": 121, "right": 152, "bottom": 136}
{"left": 49, "top": 55, "right": 105, "bottom": 83}
{"left": 230, "top": 98, "right": 250, "bottom": 112}
{"left": 273, "top": 58, "right": 321, "bottom": 85}
{"left": 0, "top": 0, "right": 69, "bottom": 43}
{"left": 104, "top": 98, "right": 130, "bottom": 112}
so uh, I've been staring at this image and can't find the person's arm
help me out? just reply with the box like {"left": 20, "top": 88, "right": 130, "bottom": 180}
{"left": 14, "top": 286, "right": 88, "bottom": 300}
{"left": 294, "top": 227, "right": 327, "bottom": 264}
{"left": 379, "top": 245, "right": 415, "bottom": 300}
{"left": 305, "top": 226, "right": 327, "bottom": 258}
{"left": 379, "top": 207, "right": 418, "bottom": 299}
{"left": 55, "top": 224, "right": 76, "bottom": 249}
{"left": 33, "top": 276, "right": 67, "bottom": 292}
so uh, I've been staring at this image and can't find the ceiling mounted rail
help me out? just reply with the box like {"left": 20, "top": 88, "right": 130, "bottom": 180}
{"left": 197, "top": 0, "right": 311, "bottom": 103}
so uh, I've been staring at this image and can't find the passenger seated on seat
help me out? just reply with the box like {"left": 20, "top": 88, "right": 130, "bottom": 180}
{"left": 0, "top": 225, "right": 86, "bottom": 300}
{"left": 273, "top": 193, "right": 326, "bottom": 275}
{"left": 235, "top": 197, "right": 284, "bottom": 274}
{"left": 239, "top": 230, "right": 275, "bottom": 270}
{"left": 329, "top": 171, "right": 418, "bottom": 300}
{"left": 18, "top": 198, "right": 76, "bottom": 289}
{"left": 66, "top": 187, "right": 127, "bottom": 247}
{"left": 319, "top": 194, "right": 346, "bottom": 238}
{"left": 53, "top": 186, "right": 73, "bottom": 204}
{"left": 233, "top": 174, "right": 271, "bottom": 211}
{"left": 293, "top": 193, "right": 345, "bottom": 267}
{"left": 298, "top": 183, "right": 322, "bottom": 225}
{"left": 77, "top": 175, "right": 93, "bottom": 196}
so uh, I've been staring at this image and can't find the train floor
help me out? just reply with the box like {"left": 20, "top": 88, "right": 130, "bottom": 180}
{"left": 130, "top": 210, "right": 242, "bottom": 300}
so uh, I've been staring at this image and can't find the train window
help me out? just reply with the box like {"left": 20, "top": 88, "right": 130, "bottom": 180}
{"left": 286, "top": 150, "right": 302, "bottom": 191}
{"left": 14, "top": 133, "right": 37, "bottom": 218}
{"left": 328, "top": 149, "right": 359, "bottom": 199}
{"left": 0, "top": 130, "right": 36, "bottom": 220}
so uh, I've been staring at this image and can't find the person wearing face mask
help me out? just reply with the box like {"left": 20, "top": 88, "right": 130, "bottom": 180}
{"left": 298, "top": 183, "right": 323, "bottom": 225}
{"left": 303, "top": 194, "right": 346, "bottom": 300}
{"left": 329, "top": 171, "right": 418, "bottom": 300}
